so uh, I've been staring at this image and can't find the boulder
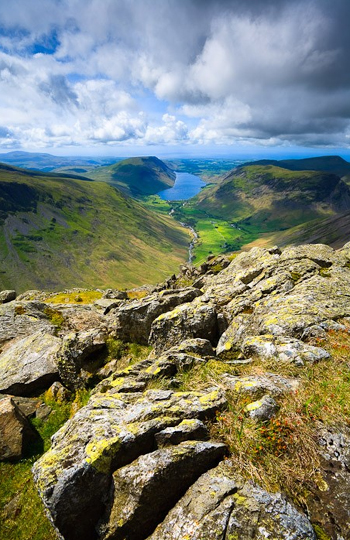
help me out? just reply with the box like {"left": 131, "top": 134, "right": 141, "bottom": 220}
{"left": 0, "top": 290, "right": 16, "bottom": 304}
{"left": 155, "top": 419, "right": 208, "bottom": 448}
{"left": 0, "top": 331, "right": 61, "bottom": 396}
{"left": 98, "top": 441, "right": 226, "bottom": 540}
{"left": 0, "top": 397, "right": 37, "bottom": 460}
{"left": 109, "top": 288, "right": 202, "bottom": 344}
{"left": 222, "top": 372, "right": 299, "bottom": 398}
{"left": 32, "top": 387, "right": 227, "bottom": 540}
{"left": 148, "top": 461, "right": 316, "bottom": 540}
{"left": 149, "top": 301, "right": 219, "bottom": 354}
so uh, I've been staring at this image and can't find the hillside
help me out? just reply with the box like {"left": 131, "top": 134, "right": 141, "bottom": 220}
{"left": 195, "top": 164, "right": 350, "bottom": 231}
{"left": 0, "top": 164, "right": 188, "bottom": 292}
{"left": 245, "top": 155, "right": 350, "bottom": 178}
{"left": 0, "top": 151, "right": 114, "bottom": 173}
{"left": 89, "top": 156, "right": 176, "bottom": 197}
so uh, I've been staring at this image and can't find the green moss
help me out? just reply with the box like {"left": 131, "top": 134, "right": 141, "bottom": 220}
{"left": 43, "top": 306, "right": 65, "bottom": 329}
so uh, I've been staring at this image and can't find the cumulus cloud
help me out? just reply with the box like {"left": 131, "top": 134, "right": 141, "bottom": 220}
{"left": 0, "top": 0, "right": 350, "bottom": 150}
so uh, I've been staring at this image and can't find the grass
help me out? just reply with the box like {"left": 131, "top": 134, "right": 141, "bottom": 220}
{"left": 45, "top": 290, "right": 103, "bottom": 304}
{"left": 176, "top": 326, "right": 350, "bottom": 504}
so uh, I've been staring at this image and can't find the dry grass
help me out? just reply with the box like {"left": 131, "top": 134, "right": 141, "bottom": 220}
{"left": 178, "top": 327, "right": 350, "bottom": 502}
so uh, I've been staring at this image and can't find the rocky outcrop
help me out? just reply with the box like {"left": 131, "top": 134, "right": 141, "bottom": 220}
{"left": 32, "top": 386, "right": 226, "bottom": 540}
{"left": 0, "top": 300, "right": 56, "bottom": 346}
{"left": 12, "top": 242, "right": 350, "bottom": 539}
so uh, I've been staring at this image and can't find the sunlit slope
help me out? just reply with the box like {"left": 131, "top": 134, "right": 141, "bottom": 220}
{"left": 0, "top": 164, "right": 188, "bottom": 291}
{"left": 89, "top": 156, "right": 176, "bottom": 197}
{"left": 245, "top": 155, "right": 350, "bottom": 178}
{"left": 195, "top": 164, "right": 350, "bottom": 231}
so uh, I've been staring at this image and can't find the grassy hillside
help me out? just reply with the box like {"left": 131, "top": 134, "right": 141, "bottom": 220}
{"left": 244, "top": 211, "right": 350, "bottom": 251}
{"left": 89, "top": 156, "right": 176, "bottom": 197}
{"left": 245, "top": 155, "right": 350, "bottom": 178}
{"left": 0, "top": 165, "right": 189, "bottom": 292}
{"left": 195, "top": 165, "right": 350, "bottom": 229}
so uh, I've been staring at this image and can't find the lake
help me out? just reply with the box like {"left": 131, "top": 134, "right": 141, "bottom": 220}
{"left": 157, "top": 172, "right": 205, "bottom": 201}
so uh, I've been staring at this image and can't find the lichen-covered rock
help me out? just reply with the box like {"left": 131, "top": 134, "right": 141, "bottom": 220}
{"left": 0, "top": 301, "right": 56, "bottom": 346}
{"left": 98, "top": 440, "right": 226, "bottom": 540}
{"left": 148, "top": 460, "right": 316, "bottom": 540}
{"left": 46, "top": 381, "right": 72, "bottom": 402}
{"left": 306, "top": 425, "right": 350, "bottom": 540}
{"left": 155, "top": 419, "right": 208, "bottom": 448}
{"left": 245, "top": 394, "right": 279, "bottom": 421}
{"left": 56, "top": 328, "right": 106, "bottom": 389}
{"left": 32, "top": 387, "right": 227, "bottom": 540}
{"left": 222, "top": 372, "right": 299, "bottom": 398}
{"left": 0, "top": 397, "right": 37, "bottom": 460}
{"left": 0, "top": 331, "right": 61, "bottom": 395}
{"left": 149, "top": 301, "right": 219, "bottom": 353}
{"left": 164, "top": 338, "right": 215, "bottom": 358}
{"left": 0, "top": 290, "right": 16, "bottom": 304}
{"left": 109, "top": 288, "right": 202, "bottom": 344}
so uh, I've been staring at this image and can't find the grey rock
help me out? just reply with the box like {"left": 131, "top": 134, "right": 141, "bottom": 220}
{"left": 149, "top": 301, "right": 219, "bottom": 354}
{"left": 94, "top": 298, "right": 123, "bottom": 314}
{"left": 98, "top": 440, "right": 226, "bottom": 540}
{"left": 148, "top": 461, "right": 316, "bottom": 540}
{"left": 56, "top": 328, "right": 106, "bottom": 389}
{"left": 155, "top": 419, "right": 208, "bottom": 447}
{"left": 245, "top": 394, "right": 279, "bottom": 421}
{"left": 32, "top": 387, "right": 227, "bottom": 540}
{"left": 0, "top": 396, "right": 37, "bottom": 460}
{"left": 0, "top": 331, "right": 61, "bottom": 396}
{"left": 222, "top": 372, "right": 299, "bottom": 397}
{"left": 0, "top": 290, "right": 16, "bottom": 304}
{"left": 109, "top": 287, "right": 202, "bottom": 344}
{"left": 0, "top": 301, "right": 55, "bottom": 346}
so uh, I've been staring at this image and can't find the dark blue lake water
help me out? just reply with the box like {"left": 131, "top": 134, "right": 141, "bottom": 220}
{"left": 157, "top": 172, "right": 205, "bottom": 201}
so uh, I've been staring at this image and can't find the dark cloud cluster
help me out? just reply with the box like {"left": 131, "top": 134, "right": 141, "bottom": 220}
{"left": 0, "top": 0, "right": 349, "bottom": 150}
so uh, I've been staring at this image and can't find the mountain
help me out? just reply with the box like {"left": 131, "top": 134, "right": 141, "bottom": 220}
{"left": 245, "top": 155, "right": 350, "bottom": 178}
{"left": 0, "top": 151, "right": 115, "bottom": 172}
{"left": 89, "top": 156, "right": 176, "bottom": 197}
{"left": 195, "top": 164, "right": 350, "bottom": 232}
{"left": 0, "top": 163, "right": 188, "bottom": 292}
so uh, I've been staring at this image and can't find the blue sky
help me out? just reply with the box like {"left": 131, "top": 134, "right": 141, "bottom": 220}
{"left": 0, "top": 0, "right": 350, "bottom": 158}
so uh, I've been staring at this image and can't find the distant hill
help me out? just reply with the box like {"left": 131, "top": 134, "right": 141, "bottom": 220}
{"left": 89, "top": 156, "right": 176, "bottom": 197}
{"left": 0, "top": 164, "right": 188, "bottom": 292}
{"left": 245, "top": 155, "right": 350, "bottom": 178}
{"left": 0, "top": 151, "right": 115, "bottom": 172}
{"left": 195, "top": 164, "right": 350, "bottom": 232}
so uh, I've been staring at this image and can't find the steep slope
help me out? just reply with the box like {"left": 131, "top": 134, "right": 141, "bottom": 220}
{"left": 89, "top": 156, "right": 176, "bottom": 197}
{"left": 195, "top": 164, "right": 350, "bottom": 232}
{"left": 0, "top": 164, "right": 188, "bottom": 292}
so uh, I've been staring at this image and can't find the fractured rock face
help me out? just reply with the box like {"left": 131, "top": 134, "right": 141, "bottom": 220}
{"left": 149, "top": 301, "right": 219, "bottom": 353}
{"left": 32, "top": 387, "right": 227, "bottom": 540}
{"left": 0, "top": 331, "right": 61, "bottom": 396}
{"left": 148, "top": 460, "right": 316, "bottom": 540}
{"left": 109, "top": 287, "right": 202, "bottom": 344}
{"left": 98, "top": 440, "right": 226, "bottom": 540}
{"left": 0, "top": 300, "right": 55, "bottom": 346}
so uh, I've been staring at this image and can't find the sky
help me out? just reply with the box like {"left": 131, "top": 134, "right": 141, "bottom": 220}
{"left": 0, "top": 0, "right": 350, "bottom": 158}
